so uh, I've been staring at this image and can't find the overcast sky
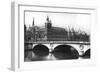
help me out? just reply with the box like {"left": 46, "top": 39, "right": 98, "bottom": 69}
{"left": 25, "top": 11, "right": 91, "bottom": 34}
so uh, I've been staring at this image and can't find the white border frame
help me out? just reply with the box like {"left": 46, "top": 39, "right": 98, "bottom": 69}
{"left": 11, "top": 2, "right": 97, "bottom": 71}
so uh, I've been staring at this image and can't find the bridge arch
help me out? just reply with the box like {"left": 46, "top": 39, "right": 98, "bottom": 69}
{"left": 52, "top": 44, "right": 81, "bottom": 52}
{"left": 52, "top": 44, "right": 79, "bottom": 59}
{"left": 32, "top": 44, "right": 50, "bottom": 49}
{"left": 32, "top": 44, "right": 49, "bottom": 57}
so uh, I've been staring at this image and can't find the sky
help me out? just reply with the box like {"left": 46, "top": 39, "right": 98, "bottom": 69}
{"left": 25, "top": 11, "right": 91, "bottom": 34}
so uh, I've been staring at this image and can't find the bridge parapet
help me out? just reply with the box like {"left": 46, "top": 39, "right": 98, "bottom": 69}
{"left": 25, "top": 41, "right": 90, "bottom": 45}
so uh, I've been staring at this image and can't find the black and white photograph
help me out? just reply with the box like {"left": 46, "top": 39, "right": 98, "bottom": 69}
{"left": 24, "top": 10, "right": 91, "bottom": 62}
{"left": 10, "top": 1, "right": 98, "bottom": 71}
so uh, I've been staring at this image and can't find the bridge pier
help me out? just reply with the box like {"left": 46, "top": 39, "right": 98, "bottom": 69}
{"left": 49, "top": 43, "right": 54, "bottom": 53}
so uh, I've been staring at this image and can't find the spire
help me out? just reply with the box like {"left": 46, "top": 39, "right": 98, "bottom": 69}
{"left": 32, "top": 17, "right": 34, "bottom": 26}
{"left": 46, "top": 16, "right": 50, "bottom": 22}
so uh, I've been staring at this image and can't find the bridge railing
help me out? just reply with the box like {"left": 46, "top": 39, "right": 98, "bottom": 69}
{"left": 25, "top": 41, "right": 90, "bottom": 45}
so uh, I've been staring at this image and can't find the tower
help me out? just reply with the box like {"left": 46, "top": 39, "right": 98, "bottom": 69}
{"left": 45, "top": 16, "right": 52, "bottom": 29}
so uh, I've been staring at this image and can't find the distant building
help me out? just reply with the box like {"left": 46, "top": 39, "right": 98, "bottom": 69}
{"left": 25, "top": 16, "right": 90, "bottom": 42}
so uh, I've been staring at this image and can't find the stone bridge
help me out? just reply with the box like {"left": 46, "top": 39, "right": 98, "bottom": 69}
{"left": 25, "top": 41, "right": 90, "bottom": 56}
